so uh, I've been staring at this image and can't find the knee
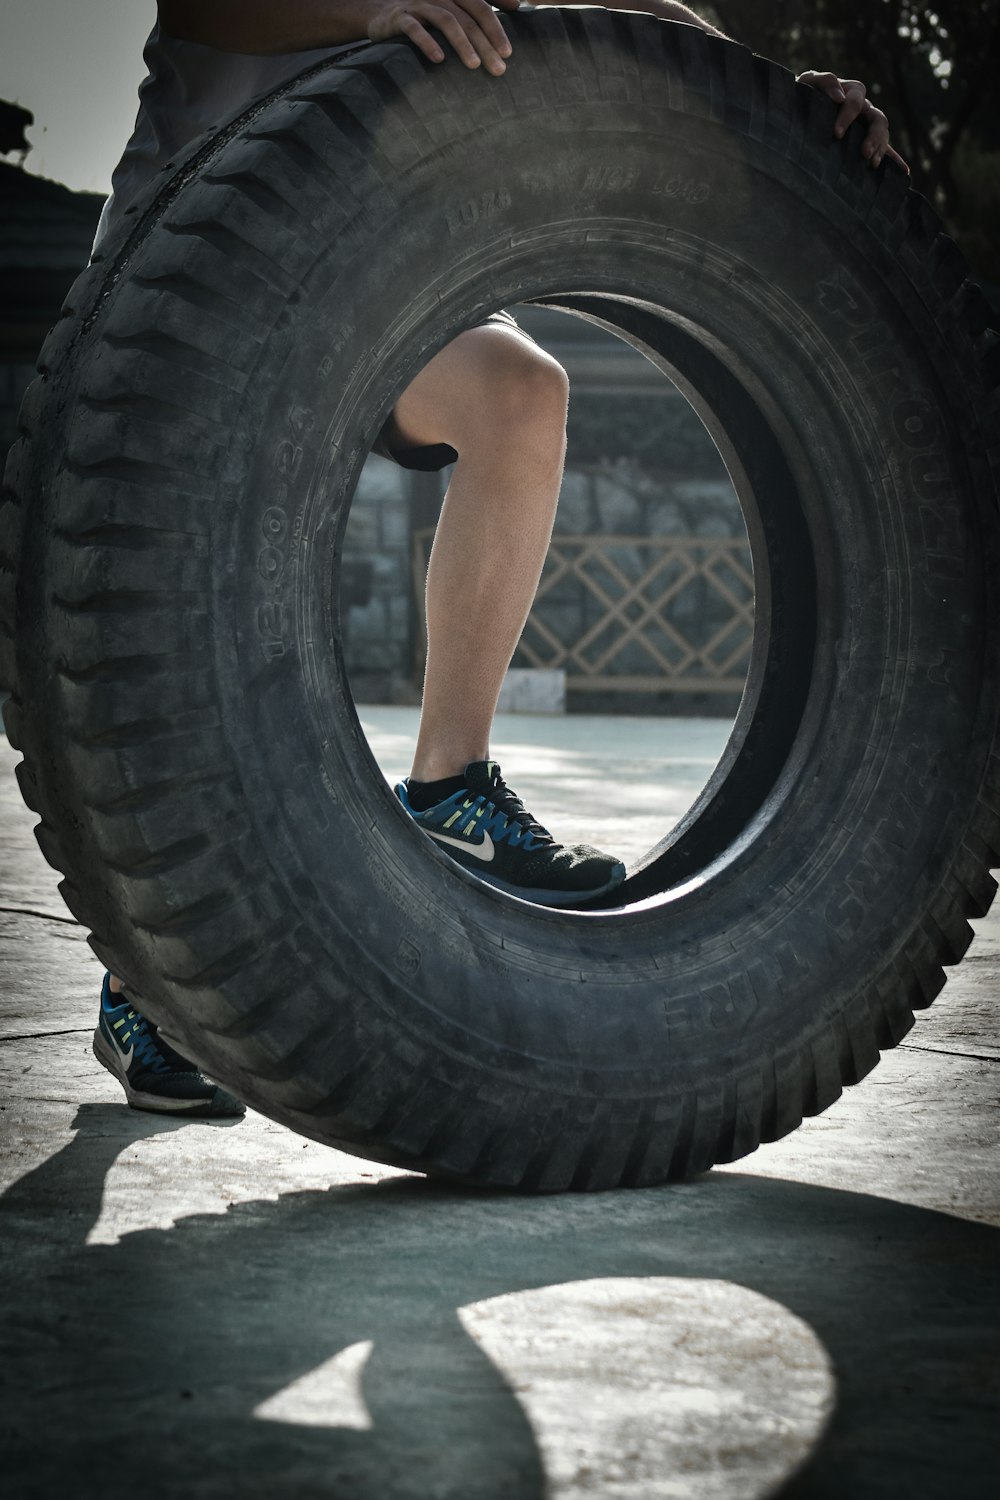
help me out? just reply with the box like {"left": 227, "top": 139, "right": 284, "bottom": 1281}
{"left": 455, "top": 325, "right": 569, "bottom": 437}
{"left": 391, "top": 322, "right": 569, "bottom": 456}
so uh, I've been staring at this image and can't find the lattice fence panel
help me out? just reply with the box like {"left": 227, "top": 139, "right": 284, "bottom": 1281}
{"left": 413, "top": 532, "right": 754, "bottom": 694}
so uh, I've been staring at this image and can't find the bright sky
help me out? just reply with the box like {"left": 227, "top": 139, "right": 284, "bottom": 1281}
{"left": 2, "top": 0, "right": 154, "bottom": 194}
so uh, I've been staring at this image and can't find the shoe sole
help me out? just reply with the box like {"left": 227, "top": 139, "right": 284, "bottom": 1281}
{"left": 453, "top": 861, "right": 628, "bottom": 908}
{"left": 92, "top": 1027, "right": 244, "bottom": 1117}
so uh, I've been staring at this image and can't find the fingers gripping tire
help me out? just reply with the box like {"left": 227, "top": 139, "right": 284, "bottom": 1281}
{"left": 2, "top": 13, "right": 998, "bottom": 1189}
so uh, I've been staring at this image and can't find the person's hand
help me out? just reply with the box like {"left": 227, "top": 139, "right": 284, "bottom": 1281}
{"left": 797, "top": 71, "right": 910, "bottom": 174}
{"left": 366, "top": 0, "right": 522, "bottom": 76}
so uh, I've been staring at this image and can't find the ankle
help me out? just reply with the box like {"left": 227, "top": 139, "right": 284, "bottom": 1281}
{"left": 411, "top": 767, "right": 462, "bottom": 787}
{"left": 411, "top": 741, "right": 491, "bottom": 782}
{"left": 405, "top": 771, "right": 469, "bottom": 812}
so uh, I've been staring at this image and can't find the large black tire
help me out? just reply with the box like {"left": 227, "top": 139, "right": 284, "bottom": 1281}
{"left": 3, "top": 13, "right": 998, "bottom": 1189}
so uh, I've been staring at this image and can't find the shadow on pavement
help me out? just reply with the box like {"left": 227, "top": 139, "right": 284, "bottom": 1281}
{"left": 1, "top": 1103, "right": 995, "bottom": 1499}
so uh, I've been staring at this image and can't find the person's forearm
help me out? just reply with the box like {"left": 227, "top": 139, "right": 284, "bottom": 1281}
{"left": 532, "top": 2, "right": 728, "bottom": 40}
{"left": 157, "top": 0, "right": 380, "bottom": 54}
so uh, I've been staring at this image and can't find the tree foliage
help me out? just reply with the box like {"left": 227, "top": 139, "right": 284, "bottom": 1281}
{"left": 707, "top": 1, "right": 999, "bottom": 279}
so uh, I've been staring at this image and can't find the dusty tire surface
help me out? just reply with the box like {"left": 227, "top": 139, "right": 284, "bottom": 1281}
{"left": 2, "top": 12, "right": 999, "bottom": 1189}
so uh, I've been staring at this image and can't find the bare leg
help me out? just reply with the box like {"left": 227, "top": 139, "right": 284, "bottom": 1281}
{"left": 389, "top": 324, "right": 569, "bottom": 782}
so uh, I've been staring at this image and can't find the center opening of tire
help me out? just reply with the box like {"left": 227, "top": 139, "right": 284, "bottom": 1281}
{"left": 341, "top": 306, "right": 753, "bottom": 890}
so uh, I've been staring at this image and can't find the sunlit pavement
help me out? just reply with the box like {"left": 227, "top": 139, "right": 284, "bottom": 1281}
{"left": 2, "top": 713, "right": 997, "bottom": 1499}
{"left": 361, "top": 704, "right": 732, "bottom": 865}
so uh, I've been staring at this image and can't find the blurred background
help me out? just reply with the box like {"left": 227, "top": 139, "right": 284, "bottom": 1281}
{"left": 709, "top": 0, "right": 1000, "bottom": 287}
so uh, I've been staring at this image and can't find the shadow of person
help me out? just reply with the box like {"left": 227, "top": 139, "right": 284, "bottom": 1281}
{"left": 1, "top": 1105, "right": 995, "bottom": 1499}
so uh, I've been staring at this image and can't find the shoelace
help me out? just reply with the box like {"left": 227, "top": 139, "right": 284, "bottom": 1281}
{"left": 478, "top": 768, "right": 555, "bottom": 845}
{"left": 111, "top": 1004, "right": 171, "bottom": 1074}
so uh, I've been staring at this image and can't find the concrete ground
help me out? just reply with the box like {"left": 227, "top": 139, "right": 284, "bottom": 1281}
{"left": 1, "top": 707, "right": 997, "bottom": 1499}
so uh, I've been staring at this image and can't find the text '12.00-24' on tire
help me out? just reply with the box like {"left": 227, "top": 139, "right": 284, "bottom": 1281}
{"left": 2, "top": 12, "right": 998, "bottom": 1189}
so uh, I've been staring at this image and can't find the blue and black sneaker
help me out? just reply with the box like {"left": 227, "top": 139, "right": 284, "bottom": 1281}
{"left": 395, "top": 759, "right": 626, "bottom": 906}
{"left": 93, "top": 973, "right": 245, "bottom": 1118}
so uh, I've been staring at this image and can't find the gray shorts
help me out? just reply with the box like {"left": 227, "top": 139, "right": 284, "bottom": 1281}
{"left": 371, "top": 310, "right": 533, "bottom": 472}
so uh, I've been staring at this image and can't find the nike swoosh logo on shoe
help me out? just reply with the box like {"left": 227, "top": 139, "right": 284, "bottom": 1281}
{"left": 429, "top": 829, "right": 496, "bottom": 864}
